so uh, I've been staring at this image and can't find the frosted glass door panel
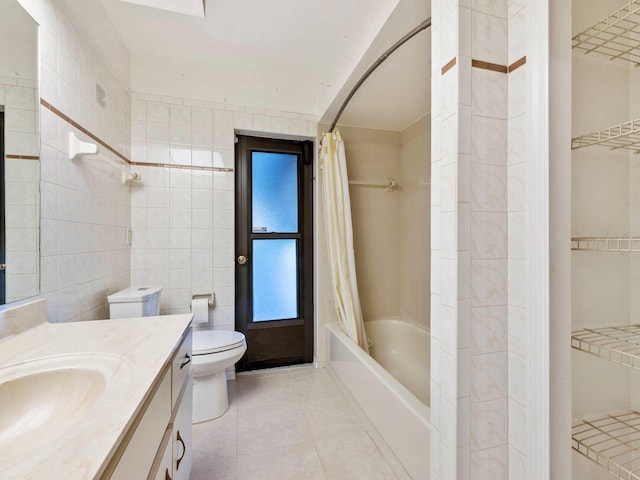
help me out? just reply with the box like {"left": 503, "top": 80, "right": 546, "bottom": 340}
{"left": 252, "top": 152, "right": 298, "bottom": 233}
{"left": 252, "top": 239, "right": 298, "bottom": 322}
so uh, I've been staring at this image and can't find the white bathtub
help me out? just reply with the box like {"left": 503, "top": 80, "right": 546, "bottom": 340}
{"left": 367, "top": 319, "right": 430, "bottom": 407}
{"left": 326, "top": 321, "right": 430, "bottom": 480}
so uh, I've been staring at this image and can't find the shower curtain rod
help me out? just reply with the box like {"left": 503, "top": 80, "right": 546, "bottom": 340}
{"left": 328, "top": 17, "right": 432, "bottom": 133}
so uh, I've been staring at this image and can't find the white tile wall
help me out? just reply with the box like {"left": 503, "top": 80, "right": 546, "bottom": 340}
{"left": 130, "top": 92, "right": 317, "bottom": 332}
{"left": 2, "top": 78, "right": 40, "bottom": 303}
{"left": 17, "top": 0, "right": 133, "bottom": 322}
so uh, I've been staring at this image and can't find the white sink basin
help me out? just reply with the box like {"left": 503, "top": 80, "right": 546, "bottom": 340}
{"left": 0, "top": 353, "right": 130, "bottom": 473}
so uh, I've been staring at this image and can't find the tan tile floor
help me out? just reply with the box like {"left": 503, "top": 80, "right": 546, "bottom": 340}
{"left": 190, "top": 365, "right": 399, "bottom": 480}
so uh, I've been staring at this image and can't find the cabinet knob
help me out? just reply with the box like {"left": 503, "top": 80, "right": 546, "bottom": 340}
{"left": 179, "top": 353, "right": 191, "bottom": 369}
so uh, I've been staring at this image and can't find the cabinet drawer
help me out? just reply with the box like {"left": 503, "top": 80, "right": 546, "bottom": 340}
{"left": 172, "top": 329, "right": 192, "bottom": 408}
{"left": 111, "top": 368, "right": 171, "bottom": 480}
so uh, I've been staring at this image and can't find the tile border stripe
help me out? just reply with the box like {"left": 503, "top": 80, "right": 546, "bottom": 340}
{"left": 471, "top": 59, "right": 508, "bottom": 74}
{"left": 6, "top": 154, "right": 39, "bottom": 160}
{"left": 130, "top": 161, "right": 234, "bottom": 173}
{"left": 40, "top": 98, "right": 132, "bottom": 165}
{"left": 40, "top": 98, "right": 234, "bottom": 173}
{"left": 470, "top": 56, "right": 527, "bottom": 74}
{"left": 508, "top": 56, "right": 527, "bottom": 73}
{"left": 441, "top": 57, "right": 457, "bottom": 75}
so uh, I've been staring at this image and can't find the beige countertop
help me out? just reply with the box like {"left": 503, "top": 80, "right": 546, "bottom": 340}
{"left": 0, "top": 314, "right": 193, "bottom": 480}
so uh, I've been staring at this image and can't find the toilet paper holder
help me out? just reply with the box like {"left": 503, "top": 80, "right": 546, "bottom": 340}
{"left": 192, "top": 293, "right": 215, "bottom": 308}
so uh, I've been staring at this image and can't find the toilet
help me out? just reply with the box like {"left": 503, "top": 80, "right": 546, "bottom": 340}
{"left": 107, "top": 286, "right": 246, "bottom": 423}
{"left": 107, "top": 286, "right": 162, "bottom": 318}
{"left": 192, "top": 329, "right": 246, "bottom": 423}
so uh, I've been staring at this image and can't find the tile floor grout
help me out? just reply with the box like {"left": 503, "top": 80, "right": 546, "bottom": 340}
{"left": 190, "top": 365, "right": 400, "bottom": 480}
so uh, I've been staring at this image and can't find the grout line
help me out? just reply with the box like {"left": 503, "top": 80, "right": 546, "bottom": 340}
{"left": 130, "top": 160, "right": 233, "bottom": 173}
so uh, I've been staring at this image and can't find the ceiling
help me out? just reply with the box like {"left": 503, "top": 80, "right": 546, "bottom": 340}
{"left": 63, "top": 0, "right": 430, "bottom": 132}
{"left": 330, "top": 27, "right": 430, "bottom": 132}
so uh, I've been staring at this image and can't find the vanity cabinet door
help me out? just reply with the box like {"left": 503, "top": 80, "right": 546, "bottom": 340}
{"left": 153, "top": 436, "right": 173, "bottom": 480}
{"left": 172, "top": 377, "right": 193, "bottom": 480}
{"left": 111, "top": 370, "right": 171, "bottom": 480}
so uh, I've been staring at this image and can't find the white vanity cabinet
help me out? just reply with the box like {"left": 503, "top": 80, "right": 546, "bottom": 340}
{"left": 106, "top": 330, "right": 193, "bottom": 480}
{"left": 172, "top": 377, "right": 193, "bottom": 480}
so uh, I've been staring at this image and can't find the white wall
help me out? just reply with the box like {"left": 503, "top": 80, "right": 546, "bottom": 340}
{"left": 400, "top": 114, "right": 431, "bottom": 330}
{"left": 339, "top": 125, "right": 402, "bottom": 321}
{"left": 320, "top": 120, "right": 430, "bottom": 332}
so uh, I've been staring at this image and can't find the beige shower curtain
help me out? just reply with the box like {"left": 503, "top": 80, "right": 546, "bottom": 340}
{"left": 319, "top": 130, "right": 369, "bottom": 353}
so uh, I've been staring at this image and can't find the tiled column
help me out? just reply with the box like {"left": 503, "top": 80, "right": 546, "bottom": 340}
{"left": 432, "top": 0, "right": 515, "bottom": 478}
{"left": 431, "top": 1, "right": 473, "bottom": 478}
{"left": 469, "top": 1, "right": 510, "bottom": 478}
{"left": 507, "top": 1, "right": 529, "bottom": 478}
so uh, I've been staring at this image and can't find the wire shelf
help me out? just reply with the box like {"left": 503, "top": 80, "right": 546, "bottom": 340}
{"left": 572, "top": 326, "right": 640, "bottom": 370}
{"left": 572, "top": 237, "right": 640, "bottom": 252}
{"left": 572, "top": 119, "right": 640, "bottom": 152}
{"left": 572, "top": 0, "right": 640, "bottom": 66}
{"left": 573, "top": 411, "right": 640, "bottom": 479}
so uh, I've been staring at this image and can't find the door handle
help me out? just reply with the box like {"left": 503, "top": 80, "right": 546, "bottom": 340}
{"left": 237, "top": 255, "right": 248, "bottom": 265}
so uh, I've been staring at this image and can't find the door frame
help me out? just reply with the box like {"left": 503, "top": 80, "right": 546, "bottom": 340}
{"left": 234, "top": 134, "right": 314, "bottom": 371}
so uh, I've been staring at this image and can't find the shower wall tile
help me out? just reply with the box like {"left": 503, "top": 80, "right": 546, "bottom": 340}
{"left": 471, "top": 116, "right": 507, "bottom": 165}
{"left": 471, "top": 0, "right": 507, "bottom": 18}
{"left": 470, "top": 213, "right": 507, "bottom": 258}
{"left": 470, "top": 306, "right": 507, "bottom": 355}
{"left": 470, "top": 446, "right": 508, "bottom": 480}
{"left": 507, "top": 3, "right": 529, "bottom": 477}
{"left": 471, "top": 352, "right": 507, "bottom": 402}
{"left": 508, "top": 7, "right": 527, "bottom": 64}
{"left": 471, "top": 11, "right": 508, "bottom": 65}
{"left": 509, "top": 445, "right": 527, "bottom": 479}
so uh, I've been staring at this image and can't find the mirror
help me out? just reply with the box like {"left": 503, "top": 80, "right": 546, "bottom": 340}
{"left": 0, "top": 0, "right": 40, "bottom": 304}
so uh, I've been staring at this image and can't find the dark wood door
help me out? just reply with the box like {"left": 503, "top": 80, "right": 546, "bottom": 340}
{"left": 235, "top": 135, "right": 314, "bottom": 371}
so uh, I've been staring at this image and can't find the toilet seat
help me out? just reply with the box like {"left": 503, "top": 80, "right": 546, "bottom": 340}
{"left": 193, "top": 330, "right": 245, "bottom": 355}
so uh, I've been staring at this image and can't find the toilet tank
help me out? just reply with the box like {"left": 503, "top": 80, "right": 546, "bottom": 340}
{"left": 107, "top": 286, "right": 162, "bottom": 319}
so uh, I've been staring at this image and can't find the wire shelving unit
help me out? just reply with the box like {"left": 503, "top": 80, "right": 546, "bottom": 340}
{"left": 571, "top": 4, "right": 640, "bottom": 479}
{"left": 572, "top": 0, "right": 640, "bottom": 66}
{"left": 573, "top": 411, "right": 640, "bottom": 479}
{"left": 571, "top": 119, "right": 640, "bottom": 152}
{"left": 572, "top": 326, "right": 640, "bottom": 370}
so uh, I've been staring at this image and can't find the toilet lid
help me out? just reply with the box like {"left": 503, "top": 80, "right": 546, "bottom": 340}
{"left": 193, "top": 330, "right": 245, "bottom": 355}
